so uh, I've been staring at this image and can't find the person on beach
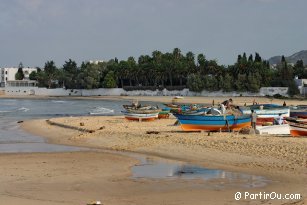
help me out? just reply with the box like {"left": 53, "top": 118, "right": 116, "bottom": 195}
{"left": 222, "top": 98, "right": 233, "bottom": 109}
{"left": 220, "top": 103, "right": 226, "bottom": 114}
{"left": 274, "top": 113, "right": 284, "bottom": 125}
{"left": 251, "top": 110, "right": 257, "bottom": 130}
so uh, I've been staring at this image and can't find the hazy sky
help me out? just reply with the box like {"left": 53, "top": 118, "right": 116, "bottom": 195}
{"left": 0, "top": 0, "right": 306, "bottom": 67}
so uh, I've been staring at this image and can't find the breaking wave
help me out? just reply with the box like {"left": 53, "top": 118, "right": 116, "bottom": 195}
{"left": 89, "top": 107, "right": 114, "bottom": 115}
{"left": 17, "top": 107, "right": 30, "bottom": 112}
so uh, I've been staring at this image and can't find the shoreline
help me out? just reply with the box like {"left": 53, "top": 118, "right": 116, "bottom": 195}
{"left": 21, "top": 117, "right": 307, "bottom": 180}
{"left": 1, "top": 95, "right": 306, "bottom": 204}
{"left": 1, "top": 94, "right": 306, "bottom": 106}
{"left": 19, "top": 116, "right": 307, "bottom": 204}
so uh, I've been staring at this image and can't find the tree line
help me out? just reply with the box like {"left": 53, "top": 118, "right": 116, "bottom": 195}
{"left": 18, "top": 48, "right": 306, "bottom": 96}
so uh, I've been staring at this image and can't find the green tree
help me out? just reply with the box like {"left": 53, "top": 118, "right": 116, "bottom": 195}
{"left": 15, "top": 62, "right": 24, "bottom": 80}
{"left": 187, "top": 74, "right": 204, "bottom": 92}
{"left": 152, "top": 50, "right": 165, "bottom": 87}
{"left": 43, "top": 61, "right": 58, "bottom": 88}
{"left": 247, "top": 73, "right": 260, "bottom": 92}
{"left": 170, "top": 48, "right": 182, "bottom": 86}
{"left": 102, "top": 71, "right": 117, "bottom": 88}
{"left": 197, "top": 54, "right": 207, "bottom": 75}
{"left": 127, "top": 56, "right": 137, "bottom": 86}
{"left": 62, "top": 59, "right": 79, "bottom": 89}
{"left": 203, "top": 75, "right": 217, "bottom": 91}
{"left": 293, "top": 60, "right": 305, "bottom": 78}
{"left": 235, "top": 74, "right": 247, "bottom": 91}
{"left": 29, "top": 71, "right": 38, "bottom": 80}
{"left": 222, "top": 73, "right": 233, "bottom": 92}
{"left": 79, "top": 63, "right": 101, "bottom": 89}
{"left": 15, "top": 68, "right": 24, "bottom": 80}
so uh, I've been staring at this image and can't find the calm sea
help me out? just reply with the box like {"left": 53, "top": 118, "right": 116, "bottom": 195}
{"left": 0, "top": 98, "right": 130, "bottom": 153}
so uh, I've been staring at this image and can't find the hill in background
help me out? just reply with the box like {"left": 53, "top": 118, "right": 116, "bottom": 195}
{"left": 268, "top": 50, "right": 307, "bottom": 65}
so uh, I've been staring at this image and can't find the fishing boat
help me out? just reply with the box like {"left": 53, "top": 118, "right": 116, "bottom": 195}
{"left": 122, "top": 111, "right": 159, "bottom": 121}
{"left": 285, "top": 118, "right": 307, "bottom": 137}
{"left": 240, "top": 105, "right": 290, "bottom": 125}
{"left": 125, "top": 108, "right": 162, "bottom": 114}
{"left": 173, "top": 114, "right": 251, "bottom": 131}
{"left": 255, "top": 124, "right": 290, "bottom": 135}
{"left": 123, "top": 104, "right": 157, "bottom": 110}
{"left": 290, "top": 105, "right": 307, "bottom": 119}
{"left": 158, "top": 110, "right": 170, "bottom": 119}
{"left": 290, "top": 110, "right": 307, "bottom": 119}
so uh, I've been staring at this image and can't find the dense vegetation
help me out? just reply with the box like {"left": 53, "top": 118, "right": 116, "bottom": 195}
{"left": 25, "top": 48, "right": 306, "bottom": 96}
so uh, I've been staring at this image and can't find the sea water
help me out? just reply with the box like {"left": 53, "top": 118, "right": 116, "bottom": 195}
{"left": 129, "top": 154, "right": 269, "bottom": 188}
{"left": 0, "top": 98, "right": 125, "bottom": 153}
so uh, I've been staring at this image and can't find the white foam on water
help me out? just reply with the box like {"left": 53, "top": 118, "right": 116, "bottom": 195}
{"left": 52, "top": 100, "right": 67, "bottom": 103}
{"left": 89, "top": 106, "right": 114, "bottom": 115}
{"left": 0, "top": 110, "right": 12, "bottom": 113}
{"left": 17, "top": 107, "right": 30, "bottom": 112}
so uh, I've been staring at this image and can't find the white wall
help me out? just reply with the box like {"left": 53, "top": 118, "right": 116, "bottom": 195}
{"left": 4, "top": 87, "right": 290, "bottom": 97}
{"left": 259, "top": 87, "right": 288, "bottom": 96}
{"left": 5, "top": 87, "right": 81, "bottom": 96}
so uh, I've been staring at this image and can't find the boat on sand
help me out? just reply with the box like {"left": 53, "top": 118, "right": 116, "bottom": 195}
{"left": 173, "top": 114, "right": 251, "bottom": 132}
{"left": 121, "top": 111, "right": 159, "bottom": 121}
{"left": 285, "top": 118, "right": 307, "bottom": 137}
{"left": 255, "top": 124, "right": 290, "bottom": 135}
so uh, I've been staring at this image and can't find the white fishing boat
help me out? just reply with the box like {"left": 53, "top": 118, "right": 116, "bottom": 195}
{"left": 122, "top": 111, "right": 159, "bottom": 121}
{"left": 240, "top": 105, "right": 290, "bottom": 125}
{"left": 255, "top": 124, "right": 290, "bottom": 135}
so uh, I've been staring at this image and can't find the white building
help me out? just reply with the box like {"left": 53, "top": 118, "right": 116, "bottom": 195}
{"left": 87, "top": 60, "right": 104, "bottom": 65}
{"left": 294, "top": 77, "right": 307, "bottom": 96}
{"left": 0, "top": 67, "right": 37, "bottom": 87}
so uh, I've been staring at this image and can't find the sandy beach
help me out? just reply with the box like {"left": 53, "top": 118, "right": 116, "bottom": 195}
{"left": 1, "top": 96, "right": 306, "bottom": 205}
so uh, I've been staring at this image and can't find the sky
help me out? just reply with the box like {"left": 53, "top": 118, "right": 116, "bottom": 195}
{"left": 0, "top": 0, "right": 306, "bottom": 68}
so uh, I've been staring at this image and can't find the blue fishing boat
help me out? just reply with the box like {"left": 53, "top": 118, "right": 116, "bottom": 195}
{"left": 173, "top": 114, "right": 251, "bottom": 131}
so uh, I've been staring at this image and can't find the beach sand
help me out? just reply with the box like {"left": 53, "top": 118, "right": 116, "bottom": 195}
{"left": 1, "top": 96, "right": 306, "bottom": 205}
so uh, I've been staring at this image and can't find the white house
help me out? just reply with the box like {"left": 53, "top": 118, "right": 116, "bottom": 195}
{"left": 0, "top": 67, "right": 37, "bottom": 87}
{"left": 87, "top": 60, "right": 104, "bottom": 65}
{"left": 294, "top": 77, "right": 307, "bottom": 96}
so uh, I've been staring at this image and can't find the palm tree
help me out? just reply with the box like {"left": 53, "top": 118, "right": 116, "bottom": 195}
{"left": 197, "top": 54, "right": 206, "bottom": 75}
{"left": 152, "top": 50, "right": 164, "bottom": 87}
{"left": 43, "top": 61, "right": 58, "bottom": 88}
{"left": 127, "top": 56, "right": 137, "bottom": 86}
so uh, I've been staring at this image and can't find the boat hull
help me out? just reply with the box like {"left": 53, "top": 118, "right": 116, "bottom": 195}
{"left": 290, "top": 111, "right": 307, "bottom": 119}
{"left": 286, "top": 118, "right": 307, "bottom": 137}
{"left": 289, "top": 126, "right": 307, "bottom": 137}
{"left": 179, "top": 121, "right": 251, "bottom": 131}
{"left": 158, "top": 113, "right": 170, "bottom": 119}
{"left": 124, "top": 116, "right": 156, "bottom": 121}
{"left": 122, "top": 111, "right": 159, "bottom": 121}
{"left": 241, "top": 106, "right": 290, "bottom": 125}
{"left": 174, "top": 114, "right": 251, "bottom": 131}
{"left": 256, "top": 124, "right": 290, "bottom": 135}
{"left": 256, "top": 117, "right": 275, "bottom": 125}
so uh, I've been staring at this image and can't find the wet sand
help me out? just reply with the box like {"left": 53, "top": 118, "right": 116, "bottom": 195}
{"left": 1, "top": 96, "right": 306, "bottom": 205}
